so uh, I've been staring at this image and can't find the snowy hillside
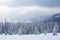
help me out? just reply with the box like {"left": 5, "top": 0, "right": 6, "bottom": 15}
{"left": 0, "top": 33, "right": 60, "bottom": 40}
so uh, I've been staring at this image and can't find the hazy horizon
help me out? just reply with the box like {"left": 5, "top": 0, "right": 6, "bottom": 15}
{"left": 0, "top": 0, "right": 60, "bottom": 22}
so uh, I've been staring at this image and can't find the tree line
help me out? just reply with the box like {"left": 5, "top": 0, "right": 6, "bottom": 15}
{"left": 0, "top": 20, "right": 59, "bottom": 35}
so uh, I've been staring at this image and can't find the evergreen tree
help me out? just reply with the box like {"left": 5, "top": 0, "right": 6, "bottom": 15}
{"left": 18, "top": 27, "right": 23, "bottom": 35}
{"left": 53, "top": 22, "right": 59, "bottom": 35}
{"left": 34, "top": 27, "right": 40, "bottom": 35}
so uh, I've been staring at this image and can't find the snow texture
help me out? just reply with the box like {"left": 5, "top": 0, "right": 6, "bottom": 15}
{"left": 0, "top": 33, "right": 60, "bottom": 40}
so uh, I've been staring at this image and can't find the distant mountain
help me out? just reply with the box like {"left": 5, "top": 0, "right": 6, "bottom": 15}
{"left": 46, "top": 13, "right": 60, "bottom": 22}
{"left": 24, "top": 13, "right": 60, "bottom": 23}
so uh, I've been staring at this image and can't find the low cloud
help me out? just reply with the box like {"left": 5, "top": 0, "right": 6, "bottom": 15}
{"left": 0, "top": 5, "right": 60, "bottom": 22}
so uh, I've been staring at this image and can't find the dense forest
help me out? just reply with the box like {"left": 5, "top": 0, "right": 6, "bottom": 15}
{"left": 0, "top": 20, "right": 59, "bottom": 35}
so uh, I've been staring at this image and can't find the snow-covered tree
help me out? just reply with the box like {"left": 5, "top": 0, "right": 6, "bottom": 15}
{"left": 44, "top": 30, "right": 47, "bottom": 35}
{"left": 34, "top": 27, "right": 40, "bottom": 35}
{"left": 18, "top": 27, "right": 23, "bottom": 35}
{"left": 53, "top": 22, "right": 59, "bottom": 35}
{"left": 0, "top": 23, "right": 2, "bottom": 34}
{"left": 4, "top": 30, "right": 7, "bottom": 35}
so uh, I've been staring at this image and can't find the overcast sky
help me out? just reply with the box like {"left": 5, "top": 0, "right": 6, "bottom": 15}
{"left": 0, "top": 0, "right": 60, "bottom": 22}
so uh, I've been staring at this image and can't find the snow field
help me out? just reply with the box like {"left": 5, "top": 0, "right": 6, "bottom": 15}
{"left": 0, "top": 33, "right": 60, "bottom": 40}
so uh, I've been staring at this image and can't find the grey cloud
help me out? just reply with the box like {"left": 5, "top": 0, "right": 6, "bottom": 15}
{"left": 4, "top": 0, "right": 60, "bottom": 7}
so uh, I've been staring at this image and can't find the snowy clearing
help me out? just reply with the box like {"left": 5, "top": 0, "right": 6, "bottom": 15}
{"left": 0, "top": 33, "right": 60, "bottom": 40}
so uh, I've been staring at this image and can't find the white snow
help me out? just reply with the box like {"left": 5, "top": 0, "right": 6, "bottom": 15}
{"left": 0, "top": 33, "right": 60, "bottom": 40}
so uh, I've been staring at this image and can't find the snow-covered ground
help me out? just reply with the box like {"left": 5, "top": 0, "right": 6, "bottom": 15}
{"left": 0, "top": 33, "right": 60, "bottom": 40}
